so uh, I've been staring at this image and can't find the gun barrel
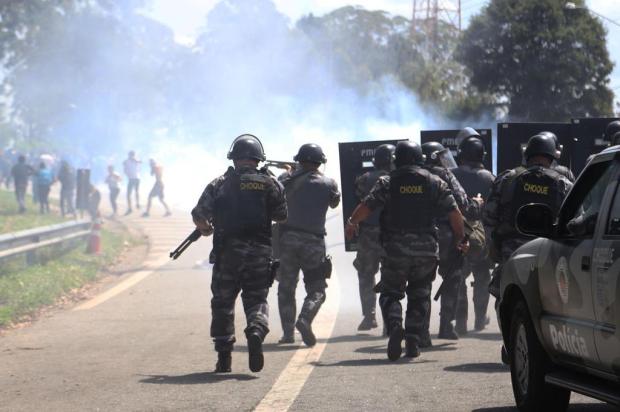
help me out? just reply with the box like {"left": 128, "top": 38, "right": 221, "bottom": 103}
{"left": 170, "top": 229, "right": 202, "bottom": 260}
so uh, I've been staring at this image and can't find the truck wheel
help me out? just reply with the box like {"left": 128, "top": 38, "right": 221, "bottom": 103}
{"left": 509, "top": 301, "right": 571, "bottom": 412}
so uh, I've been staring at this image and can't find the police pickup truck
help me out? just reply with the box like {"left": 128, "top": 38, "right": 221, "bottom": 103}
{"left": 498, "top": 146, "right": 620, "bottom": 411}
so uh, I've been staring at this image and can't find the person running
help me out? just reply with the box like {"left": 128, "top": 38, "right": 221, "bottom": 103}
{"left": 105, "top": 165, "right": 122, "bottom": 216}
{"left": 123, "top": 150, "right": 141, "bottom": 215}
{"left": 142, "top": 159, "right": 171, "bottom": 217}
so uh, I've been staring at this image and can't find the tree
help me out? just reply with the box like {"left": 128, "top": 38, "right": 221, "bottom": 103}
{"left": 457, "top": 0, "right": 614, "bottom": 121}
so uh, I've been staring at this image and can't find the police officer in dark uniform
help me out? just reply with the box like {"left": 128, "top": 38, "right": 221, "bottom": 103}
{"left": 421, "top": 141, "right": 482, "bottom": 341}
{"left": 484, "top": 133, "right": 572, "bottom": 299}
{"left": 605, "top": 120, "right": 620, "bottom": 146}
{"left": 192, "top": 134, "right": 287, "bottom": 373}
{"left": 452, "top": 129, "right": 495, "bottom": 332}
{"left": 346, "top": 141, "right": 468, "bottom": 361}
{"left": 277, "top": 144, "right": 340, "bottom": 346}
{"left": 352, "top": 144, "right": 395, "bottom": 331}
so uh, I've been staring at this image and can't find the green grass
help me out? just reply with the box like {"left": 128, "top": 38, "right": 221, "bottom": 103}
{"left": 0, "top": 189, "right": 65, "bottom": 234}
{"left": 0, "top": 229, "right": 133, "bottom": 328}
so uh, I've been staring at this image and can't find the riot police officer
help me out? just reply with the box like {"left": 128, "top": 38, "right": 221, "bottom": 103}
{"left": 277, "top": 143, "right": 340, "bottom": 346}
{"left": 421, "top": 141, "right": 482, "bottom": 341}
{"left": 605, "top": 120, "right": 620, "bottom": 146}
{"left": 192, "top": 134, "right": 287, "bottom": 373}
{"left": 484, "top": 133, "right": 572, "bottom": 298}
{"left": 352, "top": 144, "right": 395, "bottom": 331}
{"left": 540, "top": 131, "right": 575, "bottom": 182}
{"left": 452, "top": 129, "right": 495, "bottom": 332}
{"left": 345, "top": 141, "right": 467, "bottom": 361}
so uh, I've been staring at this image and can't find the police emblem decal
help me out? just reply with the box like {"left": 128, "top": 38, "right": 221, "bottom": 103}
{"left": 555, "top": 256, "right": 570, "bottom": 304}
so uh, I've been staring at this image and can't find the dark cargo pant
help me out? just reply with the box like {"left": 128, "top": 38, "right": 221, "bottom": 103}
{"left": 352, "top": 225, "right": 382, "bottom": 318}
{"left": 437, "top": 228, "right": 464, "bottom": 322}
{"left": 210, "top": 238, "right": 272, "bottom": 353}
{"left": 456, "top": 256, "right": 491, "bottom": 325}
{"left": 379, "top": 237, "right": 437, "bottom": 340}
{"left": 277, "top": 230, "right": 327, "bottom": 335}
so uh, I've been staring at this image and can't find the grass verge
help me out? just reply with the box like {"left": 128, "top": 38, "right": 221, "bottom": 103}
{"left": 0, "top": 227, "right": 136, "bottom": 328}
{"left": 0, "top": 189, "right": 65, "bottom": 233}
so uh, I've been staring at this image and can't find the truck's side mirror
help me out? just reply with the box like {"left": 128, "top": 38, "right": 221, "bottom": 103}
{"left": 516, "top": 203, "right": 555, "bottom": 238}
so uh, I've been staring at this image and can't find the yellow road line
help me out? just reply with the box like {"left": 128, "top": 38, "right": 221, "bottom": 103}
{"left": 254, "top": 272, "right": 341, "bottom": 412}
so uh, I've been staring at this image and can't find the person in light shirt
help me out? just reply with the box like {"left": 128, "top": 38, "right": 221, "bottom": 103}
{"left": 123, "top": 150, "right": 141, "bottom": 215}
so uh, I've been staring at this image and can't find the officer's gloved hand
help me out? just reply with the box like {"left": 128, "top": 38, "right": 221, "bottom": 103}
{"left": 473, "top": 193, "right": 484, "bottom": 208}
{"left": 345, "top": 219, "right": 359, "bottom": 240}
{"left": 456, "top": 238, "right": 470, "bottom": 255}
{"left": 193, "top": 218, "right": 214, "bottom": 237}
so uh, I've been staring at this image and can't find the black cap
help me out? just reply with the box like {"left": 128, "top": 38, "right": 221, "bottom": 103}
{"left": 455, "top": 127, "right": 480, "bottom": 141}
{"left": 294, "top": 143, "right": 327, "bottom": 164}
{"left": 394, "top": 141, "right": 424, "bottom": 168}
{"left": 227, "top": 134, "right": 266, "bottom": 161}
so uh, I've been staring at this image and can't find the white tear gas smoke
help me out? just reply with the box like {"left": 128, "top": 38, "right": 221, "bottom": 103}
{"left": 15, "top": 0, "right": 442, "bottom": 209}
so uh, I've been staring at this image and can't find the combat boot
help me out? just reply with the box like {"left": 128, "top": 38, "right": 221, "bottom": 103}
{"left": 247, "top": 331, "right": 264, "bottom": 373}
{"left": 295, "top": 317, "right": 316, "bottom": 347}
{"left": 405, "top": 336, "right": 420, "bottom": 359}
{"left": 357, "top": 315, "right": 378, "bottom": 331}
{"left": 455, "top": 317, "right": 468, "bottom": 336}
{"left": 387, "top": 324, "right": 404, "bottom": 361}
{"left": 215, "top": 351, "right": 232, "bottom": 373}
{"left": 278, "top": 331, "right": 295, "bottom": 344}
{"left": 418, "top": 330, "right": 433, "bottom": 348}
{"left": 438, "top": 318, "right": 459, "bottom": 340}
{"left": 474, "top": 315, "right": 490, "bottom": 331}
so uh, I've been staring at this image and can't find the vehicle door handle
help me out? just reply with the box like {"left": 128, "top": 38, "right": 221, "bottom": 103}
{"left": 581, "top": 256, "right": 591, "bottom": 271}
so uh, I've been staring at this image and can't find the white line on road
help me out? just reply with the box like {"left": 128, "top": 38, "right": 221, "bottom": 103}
{"left": 254, "top": 272, "right": 341, "bottom": 412}
{"left": 73, "top": 256, "right": 170, "bottom": 311}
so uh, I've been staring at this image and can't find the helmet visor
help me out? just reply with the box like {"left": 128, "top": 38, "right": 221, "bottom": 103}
{"left": 436, "top": 148, "right": 458, "bottom": 169}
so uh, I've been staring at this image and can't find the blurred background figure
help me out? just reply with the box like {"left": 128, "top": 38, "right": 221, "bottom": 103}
{"left": 87, "top": 184, "right": 101, "bottom": 221}
{"left": 10, "top": 155, "right": 33, "bottom": 213}
{"left": 36, "top": 161, "right": 54, "bottom": 214}
{"left": 142, "top": 158, "right": 171, "bottom": 218}
{"left": 105, "top": 165, "right": 122, "bottom": 217}
{"left": 0, "top": 149, "right": 10, "bottom": 188}
{"left": 123, "top": 150, "right": 141, "bottom": 215}
{"left": 57, "top": 160, "right": 76, "bottom": 217}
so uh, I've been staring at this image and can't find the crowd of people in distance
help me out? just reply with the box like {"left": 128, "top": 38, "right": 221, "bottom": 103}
{"left": 0, "top": 148, "right": 171, "bottom": 222}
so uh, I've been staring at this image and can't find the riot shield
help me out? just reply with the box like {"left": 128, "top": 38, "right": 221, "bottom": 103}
{"left": 497, "top": 123, "right": 572, "bottom": 175}
{"left": 339, "top": 140, "right": 405, "bottom": 252}
{"left": 571, "top": 117, "right": 619, "bottom": 176}
{"left": 420, "top": 129, "right": 493, "bottom": 172}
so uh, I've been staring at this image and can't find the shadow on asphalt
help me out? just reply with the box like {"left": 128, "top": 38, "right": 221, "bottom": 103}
{"left": 311, "top": 358, "right": 438, "bottom": 367}
{"left": 326, "top": 334, "right": 385, "bottom": 344}
{"left": 236, "top": 343, "right": 302, "bottom": 353}
{"left": 139, "top": 372, "right": 258, "bottom": 385}
{"left": 460, "top": 332, "right": 503, "bottom": 342}
{"left": 473, "top": 405, "right": 616, "bottom": 412}
{"left": 444, "top": 362, "right": 508, "bottom": 373}
{"left": 355, "top": 342, "right": 457, "bottom": 355}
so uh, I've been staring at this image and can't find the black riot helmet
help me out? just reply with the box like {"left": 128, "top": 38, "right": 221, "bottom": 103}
{"left": 612, "top": 131, "right": 620, "bottom": 147}
{"left": 294, "top": 143, "right": 327, "bottom": 164}
{"left": 604, "top": 120, "right": 620, "bottom": 141}
{"left": 421, "top": 142, "right": 446, "bottom": 165}
{"left": 538, "top": 131, "right": 562, "bottom": 159}
{"left": 524, "top": 133, "right": 557, "bottom": 161}
{"left": 373, "top": 144, "right": 395, "bottom": 169}
{"left": 457, "top": 137, "right": 486, "bottom": 163}
{"left": 227, "top": 134, "right": 266, "bottom": 161}
{"left": 394, "top": 141, "right": 424, "bottom": 168}
{"left": 455, "top": 127, "right": 480, "bottom": 142}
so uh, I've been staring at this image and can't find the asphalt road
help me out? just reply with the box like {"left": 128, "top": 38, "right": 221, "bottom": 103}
{"left": 0, "top": 213, "right": 615, "bottom": 411}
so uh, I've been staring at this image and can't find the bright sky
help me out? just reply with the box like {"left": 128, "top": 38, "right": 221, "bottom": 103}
{"left": 145, "top": 0, "right": 620, "bottom": 104}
